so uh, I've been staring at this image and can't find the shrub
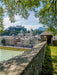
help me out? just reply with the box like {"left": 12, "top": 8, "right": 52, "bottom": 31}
{"left": 1, "top": 38, "right": 6, "bottom": 45}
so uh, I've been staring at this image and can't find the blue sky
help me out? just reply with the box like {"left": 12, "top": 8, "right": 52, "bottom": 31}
{"left": 3, "top": 12, "right": 43, "bottom": 30}
{"left": 0, "top": 1, "right": 43, "bottom": 30}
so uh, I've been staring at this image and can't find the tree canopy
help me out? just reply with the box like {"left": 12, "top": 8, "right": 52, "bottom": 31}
{"left": 0, "top": 0, "right": 57, "bottom": 35}
{"left": 0, "top": 25, "right": 27, "bottom": 35}
{"left": 1, "top": 38, "right": 6, "bottom": 45}
{"left": 0, "top": 25, "right": 44, "bottom": 36}
{"left": 39, "top": 0, "right": 57, "bottom": 35}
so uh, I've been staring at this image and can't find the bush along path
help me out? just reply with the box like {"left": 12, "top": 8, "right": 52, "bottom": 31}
{"left": 50, "top": 46, "right": 57, "bottom": 75}
{"left": 40, "top": 46, "right": 53, "bottom": 75}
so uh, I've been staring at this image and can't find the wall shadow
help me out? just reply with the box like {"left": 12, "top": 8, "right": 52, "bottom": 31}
{"left": 0, "top": 47, "right": 41, "bottom": 74}
{"left": 40, "top": 45, "right": 54, "bottom": 75}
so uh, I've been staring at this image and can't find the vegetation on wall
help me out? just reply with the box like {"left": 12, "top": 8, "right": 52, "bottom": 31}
{"left": 41, "top": 46, "right": 53, "bottom": 75}
{"left": 41, "top": 45, "right": 57, "bottom": 75}
{"left": 50, "top": 46, "right": 57, "bottom": 75}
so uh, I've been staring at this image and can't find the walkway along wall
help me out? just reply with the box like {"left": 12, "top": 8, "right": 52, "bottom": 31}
{"left": 0, "top": 41, "right": 46, "bottom": 75}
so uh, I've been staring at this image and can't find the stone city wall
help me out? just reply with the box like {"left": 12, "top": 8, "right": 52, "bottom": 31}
{"left": 0, "top": 41, "right": 46, "bottom": 75}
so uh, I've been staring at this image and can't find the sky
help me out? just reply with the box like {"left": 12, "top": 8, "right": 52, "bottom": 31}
{"left": 0, "top": 1, "right": 43, "bottom": 30}
{"left": 3, "top": 13, "right": 43, "bottom": 30}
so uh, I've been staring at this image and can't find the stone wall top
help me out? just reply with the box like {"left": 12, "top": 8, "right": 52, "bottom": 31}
{"left": 0, "top": 41, "right": 46, "bottom": 75}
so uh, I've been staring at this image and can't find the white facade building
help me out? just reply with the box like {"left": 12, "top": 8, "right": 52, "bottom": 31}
{"left": 0, "top": 31, "right": 38, "bottom": 47}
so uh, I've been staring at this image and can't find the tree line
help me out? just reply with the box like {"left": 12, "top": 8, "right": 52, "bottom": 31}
{"left": 0, "top": 25, "right": 44, "bottom": 36}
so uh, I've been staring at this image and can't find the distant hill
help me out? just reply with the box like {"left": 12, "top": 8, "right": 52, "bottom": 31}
{"left": 38, "top": 27, "right": 45, "bottom": 31}
{"left": 0, "top": 26, "right": 46, "bottom": 36}
{"left": 32, "top": 27, "right": 45, "bottom": 35}
{"left": 0, "top": 25, "right": 27, "bottom": 36}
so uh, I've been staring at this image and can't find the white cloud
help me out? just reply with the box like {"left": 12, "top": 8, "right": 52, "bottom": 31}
{"left": 3, "top": 16, "right": 23, "bottom": 29}
{"left": 22, "top": 24, "right": 43, "bottom": 30}
{"left": 3, "top": 13, "right": 43, "bottom": 30}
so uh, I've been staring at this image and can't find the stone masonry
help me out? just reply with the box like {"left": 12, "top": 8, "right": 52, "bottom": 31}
{"left": 0, "top": 41, "right": 46, "bottom": 75}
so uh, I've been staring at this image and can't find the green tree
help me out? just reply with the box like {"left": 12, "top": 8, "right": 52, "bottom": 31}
{"left": 0, "top": 25, "right": 27, "bottom": 35}
{"left": 0, "top": 0, "right": 57, "bottom": 35}
{"left": 39, "top": 0, "right": 57, "bottom": 35}
{"left": 1, "top": 38, "right": 6, "bottom": 45}
{"left": 0, "top": 6, "right": 4, "bottom": 33}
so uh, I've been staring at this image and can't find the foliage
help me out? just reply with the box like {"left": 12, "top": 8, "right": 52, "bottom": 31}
{"left": 1, "top": 38, "right": 6, "bottom": 45}
{"left": 41, "top": 45, "right": 57, "bottom": 75}
{"left": 0, "top": 6, "right": 4, "bottom": 33}
{"left": 39, "top": 0, "right": 57, "bottom": 35}
{"left": 48, "top": 27, "right": 57, "bottom": 35}
{"left": 0, "top": 25, "right": 44, "bottom": 35}
{"left": 41, "top": 46, "right": 53, "bottom": 75}
{"left": 0, "top": 46, "right": 29, "bottom": 51}
{"left": 0, "top": 0, "right": 57, "bottom": 34}
{"left": 50, "top": 46, "right": 57, "bottom": 75}
{"left": 0, "top": 25, "right": 27, "bottom": 35}
{"left": 32, "top": 27, "right": 45, "bottom": 35}
{"left": 33, "top": 29, "right": 43, "bottom": 35}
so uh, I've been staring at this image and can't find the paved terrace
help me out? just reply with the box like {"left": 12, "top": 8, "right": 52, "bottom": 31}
{"left": 0, "top": 41, "right": 46, "bottom": 75}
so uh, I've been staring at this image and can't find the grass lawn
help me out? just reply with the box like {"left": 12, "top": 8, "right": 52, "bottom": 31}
{"left": 50, "top": 46, "right": 57, "bottom": 75}
{"left": 41, "top": 45, "right": 57, "bottom": 75}
{"left": 0, "top": 46, "right": 29, "bottom": 51}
